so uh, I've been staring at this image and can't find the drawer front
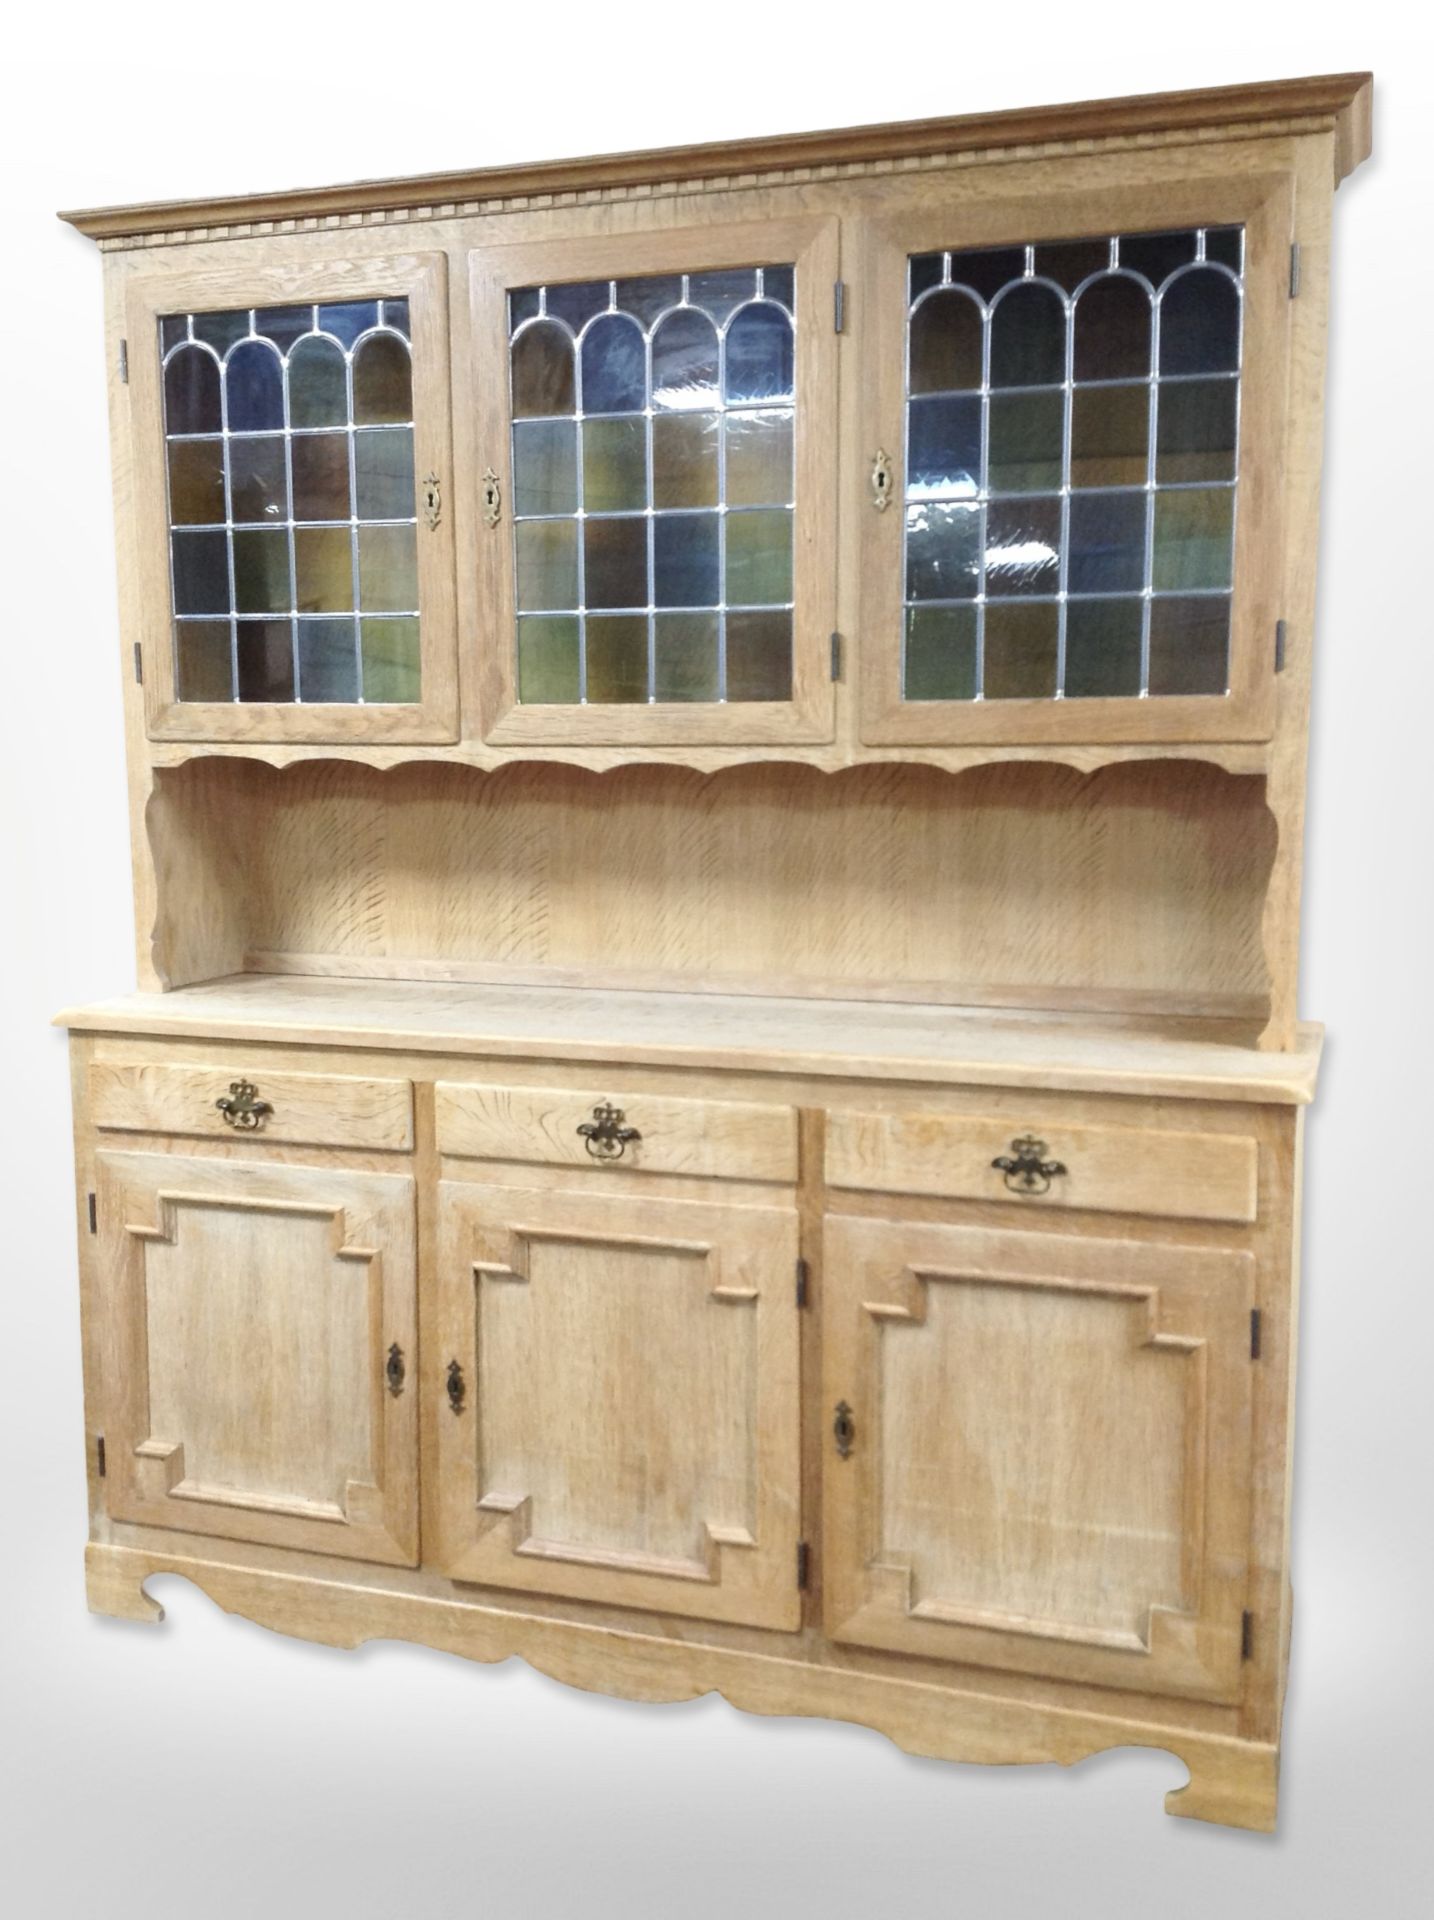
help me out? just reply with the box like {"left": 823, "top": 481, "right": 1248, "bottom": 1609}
{"left": 826, "top": 1108, "right": 1257, "bottom": 1224}
{"left": 89, "top": 1060, "right": 414, "bottom": 1152}
{"left": 435, "top": 1082, "right": 797, "bottom": 1184}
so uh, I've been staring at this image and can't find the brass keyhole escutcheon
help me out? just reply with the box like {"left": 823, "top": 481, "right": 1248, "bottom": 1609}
{"left": 481, "top": 466, "right": 503, "bottom": 529}
{"left": 385, "top": 1342, "right": 406, "bottom": 1397}
{"left": 446, "top": 1359, "right": 467, "bottom": 1415}
{"left": 422, "top": 471, "right": 442, "bottom": 531}
{"left": 215, "top": 1079, "right": 273, "bottom": 1131}
{"left": 870, "top": 448, "right": 894, "bottom": 512}
{"left": 833, "top": 1400, "right": 856, "bottom": 1459}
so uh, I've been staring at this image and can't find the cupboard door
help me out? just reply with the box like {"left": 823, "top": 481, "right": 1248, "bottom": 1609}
{"left": 126, "top": 252, "right": 457, "bottom": 744}
{"left": 434, "top": 1182, "right": 801, "bottom": 1628}
{"left": 823, "top": 1216, "right": 1254, "bottom": 1702}
{"left": 95, "top": 1152, "right": 418, "bottom": 1566}
{"left": 853, "top": 168, "right": 1292, "bottom": 745}
{"left": 469, "top": 218, "right": 838, "bottom": 746}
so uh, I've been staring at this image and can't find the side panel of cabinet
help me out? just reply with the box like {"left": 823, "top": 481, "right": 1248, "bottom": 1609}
{"left": 95, "top": 1151, "right": 419, "bottom": 1565}
{"left": 823, "top": 1215, "right": 1255, "bottom": 1701}
{"left": 434, "top": 1181, "right": 801, "bottom": 1629}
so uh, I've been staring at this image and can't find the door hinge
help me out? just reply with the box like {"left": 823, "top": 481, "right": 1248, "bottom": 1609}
{"left": 87, "top": 1191, "right": 97, "bottom": 1235}
{"left": 797, "top": 1540, "right": 810, "bottom": 1590}
{"left": 833, "top": 280, "right": 846, "bottom": 333}
{"left": 1241, "top": 1609, "right": 1254, "bottom": 1660}
{"left": 830, "top": 632, "right": 842, "bottom": 681}
{"left": 1250, "top": 1308, "right": 1263, "bottom": 1360}
{"left": 118, "top": 338, "right": 129, "bottom": 383}
{"left": 96, "top": 1435, "right": 107, "bottom": 1478}
{"left": 1289, "top": 244, "right": 1302, "bottom": 298}
{"left": 796, "top": 1256, "right": 810, "bottom": 1308}
{"left": 133, "top": 642, "right": 144, "bottom": 685}
{"left": 1274, "top": 620, "right": 1287, "bottom": 674}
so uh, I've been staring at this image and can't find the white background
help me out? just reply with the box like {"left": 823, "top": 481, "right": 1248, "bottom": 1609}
{"left": 2, "top": 8, "right": 1430, "bottom": 1915}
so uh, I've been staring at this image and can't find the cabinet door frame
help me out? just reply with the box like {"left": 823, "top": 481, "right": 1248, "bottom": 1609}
{"left": 822, "top": 1215, "right": 1255, "bottom": 1702}
{"left": 95, "top": 1150, "right": 419, "bottom": 1565}
{"left": 851, "top": 164, "right": 1293, "bottom": 746}
{"left": 125, "top": 250, "right": 458, "bottom": 744}
{"left": 469, "top": 216, "right": 839, "bottom": 747}
{"left": 433, "top": 1179, "right": 801, "bottom": 1629}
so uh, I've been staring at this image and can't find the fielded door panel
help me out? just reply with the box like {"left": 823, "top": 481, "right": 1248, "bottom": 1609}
{"left": 851, "top": 165, "right": 1293, "bottom": 745}
{"left": 95, "top": 1152, "right": 418, "bottom": 1566}
{"left": 823, "top": 1217, "right": 1255, "bottom": 1702}
{"left": 126, "top": 251, "right": 458, "bottom": 744}
{"left": 435, "top": 1182, "right": 801, "bottom": 1629}
{"left": 469, "top": 217, "right": 839, "bottom": 746}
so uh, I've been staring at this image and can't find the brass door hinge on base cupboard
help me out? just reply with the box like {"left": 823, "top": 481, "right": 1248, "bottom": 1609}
{"left": 56, "top": 69, "right": 1371, "bottom": 1834}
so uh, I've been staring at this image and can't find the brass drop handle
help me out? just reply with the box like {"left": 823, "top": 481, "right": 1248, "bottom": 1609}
{"left": 833, "top": 1400, "right": 856, "bottom": 1459}
{"left": 216, "top": 1079, "right": 273, "bottom": 1131}
{"left": 385, "top": 1342, "right": 406, "bottom": 1397}
{"left": 577, "top": 1100, "right": 641, "bottom": 1162}
{"left": 870, "top": 448, "right": 894, "bottom": 512}
{"left": 446, "top": 1359, "right": 466, "bottom": 1415}
{"left": 991, "top": 1134, "right": 1067, "bottom": 1196}
{"left": 481, "top": 466, "right": 502, "bottom": 529}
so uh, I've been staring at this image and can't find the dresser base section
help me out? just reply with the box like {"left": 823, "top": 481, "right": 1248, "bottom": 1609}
{"left": 84, "top": 1541, "right": 1280, "bottom": 1833}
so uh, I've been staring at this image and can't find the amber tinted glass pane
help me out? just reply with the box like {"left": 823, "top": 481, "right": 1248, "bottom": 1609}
{"left": 1073, "top": 277, "right": 1152, "bottom": 382}
{"left": 585, "top": 517, "right": 648, "bottom": 610}
{"left": 288, "top": 337, "right": 348, "bottom": 428}
{"left": 904, "top": 605, "right": 977, "bottom": 701}
{"left": 582, "top": 315, "right": 646, "bottom": 413}
{"left": 1067, "top": 491, "right": 1146, "bottom": 594}
{"left": 516, "top": 520, "right": 578, "bottom": 611}
{"left": 1156, "top": 379, "right": 1238, "bottom": 484}
{"left": 1148, "top": 596, "right": 1230, "bottom": 694}
{"left": 984, "top": 601, "right": 1059, "bottom": 699}
{"left": 907, "top": 396, "right": 981, "bottom": 499}
{"left": 293, "top": 527, "right": 353, "bottom": 612}
{"left": 583, "top": 417, "right": 647, "bottom": 513}
{"left": 512, "top": 321, "right": 575, "bottom": 417}
{"left": 909, "top": 289, "right": 983, "bottom": 393}
{"left": 174, "top": 621, "right": 233, "bottom": 701}
{"left": 514, "top": 418, "right": 578, "bottom": 517}
{"left": 905, "top": 501, "right": 980, "bottom": 601}
{"left": 236, "top": 620, "right": 296, "bottom": 701}
{"left": 291, "top": 433, "right": 351, "bottom": 521}
{"left": 517, "top": 615, "right": 580, "bottom": 702}
{"left": 355, "top": 427, "right": 417, "bottom": 520}
{"left": 654, "top": 613, "right": 719, "bottom": 701}
{"left": 296, "top": 618, "right": 359, "bottom": 700}
{"left": 652, "top": 309, "right": 719, "bottom": 410}
{"left": 586, "top": 616, "right": 650, "bottom": 701}
{"left": 1159, "top": 269, "right": 1240, "bottom": 376}
{"left": 361, "top": 617, "right": 421, "bottom": 702}
{"left": 233, "top": 528, "right": 293, "bottom": 614}
{"left": 989, "top": 283, "right": 1065, "bottom": 387}
{"left": 167, "top": 439, "right": 226, "bottom": 525}
{"left": 984, "top": 498, "right": 1061, "bottom": 597}
{"left": 352, "top": 334, "right": 413, "bottom": 425}
{"left": 225, "top": 340, "right": 284, "bottom": 431}
{"left": 725, "top": 410, "right": 792, "bottom": 506}
{"left": 164, "top": 345, "right": 222, "bottom": 435}
{"left": 652, "top": 413, "right": 718, "bottom": 508}
{"left": 726, "top": 610, "right": 792, "bottom": 701}
{"left": 988, "top": 391, "right": 1063, "bottom": 494}
{"left": 1070, "top": 384, "right": 1148, "bottom": 489}
{"left": 171, "top": 530, "right": 230, "bottom": 615}
{"left": 1064, "top": 597, "right": 1144, "bottom": 697}
{"left": 1152, "top": 489, "right": 1234, "bottom": 591}
{"left": 725, "top": 510, "right": 792, "bottom": 606}
{"left": 358, "top": 525, "right": 418, "bottom": 612}
{"left": 229, "top": 437, "right": 289, "bottom": 523}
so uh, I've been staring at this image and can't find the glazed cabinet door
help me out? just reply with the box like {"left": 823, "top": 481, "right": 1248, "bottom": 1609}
{"left": 852, "top": 165, "right": 1293, "bottom": 745}
{"left": 469, "top": 217, "right": 838, "bottom": 745}
{"left": 94, "top": 1152, "right": 418, "bottom": 1566}
{"left": 125, "top": 252, "right": 457, "bottom": 743}
{"left": 434, "top": 1182, "right": 801, "bottom": 1628}
{"left": 823, "top": 1217, "right": 1255, "bottom": 1702}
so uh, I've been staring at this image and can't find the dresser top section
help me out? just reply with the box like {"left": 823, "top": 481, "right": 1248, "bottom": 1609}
{"left": 55, "top": 976, "right": 1322, "bottom": 1104}
{"left": 58, "top": 72, "right": 1371, "bottom": 246}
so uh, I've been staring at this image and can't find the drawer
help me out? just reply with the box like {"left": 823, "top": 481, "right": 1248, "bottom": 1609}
{"left": 826, "top": 1108, "right": 1257, "bottom": 1224}
{"left": 435, "top": 1081, "right": 797, "bottom": 1184}
{"left": 88, "top": 1059, "right": 414, "bottom": 1152}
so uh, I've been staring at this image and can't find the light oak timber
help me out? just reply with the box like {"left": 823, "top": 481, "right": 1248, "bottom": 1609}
{"left": 89, "top": 1058, "right": 414, "bottom": 1151}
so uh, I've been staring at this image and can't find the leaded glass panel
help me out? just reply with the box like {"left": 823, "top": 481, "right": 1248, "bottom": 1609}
{"left": 508, "top": 266, "right": 796, "bottom": 704}
{"left": 900, "top": 227, "right": 1244, "bottom": 703}
{"left": 161, "top": 300, "right": 420, "bottom": 705}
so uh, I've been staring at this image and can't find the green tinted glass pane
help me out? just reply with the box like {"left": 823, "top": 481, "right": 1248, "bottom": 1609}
{"left": 585, "top": 517, "right": 648, "bottom": 609}
{"left": 513, "top": 419, "right": 577, "bottom": 517}
{"left": 984, "top": 601, "right": 1058, "bottom": 699}
{"left": 1156, "top": 379, "right": 1238, "bottom": 484}
{"left": 236, "top": 620, "right": 296, "bottom": 701}
{"left": 296, "top": 618, "right": 359, "bottom": 700}
{"left": 355, "top": 427, "right": 416, "bottom": 520}
{"left": 1152, "top": 488, "right": 1234, "bottom": 590}
{"left": 352, "top": 334, "right": 412, "bottom": 425}
{"left": 904, "top": 605, "right": 977, "bottom": 700}
{"left": 583, "top": 417, "right": 647, "bottom": 513}
{"left": 228, "top": 437, "right": 288, "bottom": 523}
{"left": 909, "top": 287, "right": 983, "bottom": 393}
{"left": 725, "top": 409, "right": 793, "bottom": 506}
{"left": 726, "top": 610, "right": 792, "bottom": 701}
{"left": 652, "top": 413, "right": 718, "bottom": 508}
{"left": 1064, "top": 598, "right": 1143, "bottom": 697}
{"left": 1149, "top": 595, "right": 1230, "bottom": 695}
{"left": 1070, "top": 384, "right": 1149, "bottom": 488}
{"left": 171, "top": 530, "right": 230, "bottom": 615}
{"left": 288, "top": 336, "right": 348, "bottom": 427}
{"left": 174, "top": 621, "right": 233, "bottom": 701}
{"left": 518, "top": 615, "right": 580, "bottom": 702}
{"left": 654, "top": 613, "right": 719, "bottom": 701}
{"left": 293, "top": 527, "right": 354, "bottom": 612}
{"left": 358, "top": 524, "right": 417, "bottom": 612}
{"left": 512, "top": 321, "right": 575, "bottom": 418}
{"left": 586, "top": 615, "right": 650, "bottom": 701}
{"left": 167, "top": 438, "right": 226, "bottom": 525}
{"left": 726, "top": 509, "right": 792, "bottom": 605}
{"left": 361, "top": 618, "right": 420, "bottom": 702}
{"left": 988, "top": 391, "right": 1064, "bottom": 494}
{"left": 233, "top": 528, "right": 292, "bottom": 614}
{"left": 516, "top": 520, "right": 578, "bottom": 611}
{"left": 291, "top": 432, "right": 351, "bottom": 522}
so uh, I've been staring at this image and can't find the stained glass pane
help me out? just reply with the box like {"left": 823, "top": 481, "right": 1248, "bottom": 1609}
{"left": 160, "top": 297, "right": 423, "bottom": 704}
{"left": 904, "top": 605, "right": 978, "bottom": 701}
{"left": 911, "top": 287, "right": 985, "bottom": 396}
{"left": 508, "top": 260, "right": 798, "bottom": 704}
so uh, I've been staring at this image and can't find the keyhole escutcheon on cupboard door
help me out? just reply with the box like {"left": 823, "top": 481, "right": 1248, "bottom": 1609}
{"left": 822, "top": 1217, "right": 1255, "bottom": 1702}
{"left": 94, "top": 1153, "right": 419, "bottom": 1565}
{"left": 434, "top": 1182, "right": 801, "bottom": 1629}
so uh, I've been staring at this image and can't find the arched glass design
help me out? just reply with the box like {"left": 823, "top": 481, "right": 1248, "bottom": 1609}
{"left": 160, "top": 299, "right": 420, "bottom": 705}
{"left": 508, "top": 264, "right": 796, "bottom": 705}
{"left": 901, "top": 226, "right": 1244, "bottom": 705}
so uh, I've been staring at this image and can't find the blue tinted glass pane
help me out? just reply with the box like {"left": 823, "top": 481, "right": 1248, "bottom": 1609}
{"left": 906, "top": 395, "right": 981, "bottom": 499}
{"left": 613, "top": 274, "right": 684, "bottom": 326}
{"left": 381, "top": 297, "right": 410, "bottom": 341}
{"left": 1067, "top": 491, "right": 1147, "bottom": 593}
{"left": 509, "top": 287, "right": 541, "bottom": 330}
{"left": 652, "top": 310, "right": 719, "bottom": 410}
{"left": 546, "top": 281, "right": 610, "bottom": 332}
{"left": 762, "top": 265, "right": 794, "bottom": 310}
{"left": 1159, "top": 269, "right": 1241, "bottom": 376}
{"left": 654, "top": 512, "right": 719, "bottom": 606}
{"left": 296, "top": 618, "right": 359, "bottom": 700}
{"left": 689, "top": 269, "right": 757, "bottom": 325}
{"left": 255, "top": 306, "right": 314, "bottom": 353}
{"left": 224, "top": 340, "right": 285, "bottom": 431}
{"left": 989, "top": 282, "right": 1065, "bottom": 387}
{"left": 724, "top": 304, "right": 793, "bottom": 405}
{"left": 318, "top": 301, "right": 378, "bottom": 346}
{"left": 581, "top": 314, "right": 647, "bottom": 414}
{"left": 160, "top": 315, "right": 189, "bottom": 354}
